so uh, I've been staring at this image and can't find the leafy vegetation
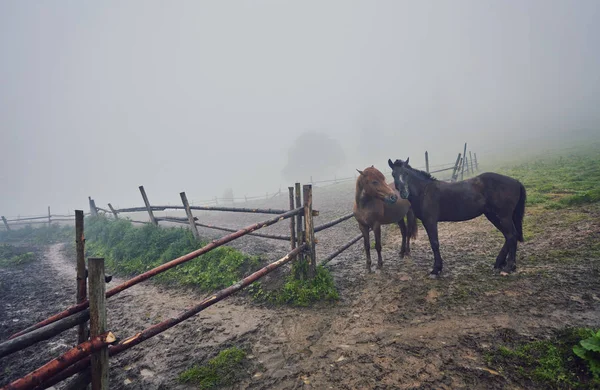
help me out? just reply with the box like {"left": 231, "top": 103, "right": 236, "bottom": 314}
{"left": 0, "top": 224, "right": 72, "bottom": 245}
{"left": 486, "top": 328, "right": 600, "bottom": 388}
{"left": 179, "top": 347, "right": 247, "bottom": 389}
{"left": 0, "top": 244, "right": 36, "bottom": 267}
{"left": 250, "top": 265, "right": 339, "bottom": 307}
{"left": 84, "top": 216, "right": 261, "bottom": 291}
{"left": 573, "top": 329, "right": 600, "bottom": 380}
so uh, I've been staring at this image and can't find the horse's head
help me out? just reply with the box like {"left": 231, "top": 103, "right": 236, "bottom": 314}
{"left": 356, "top": 166, "right": 397, "bottom": 204}
{"left": 388, "top": 158, "right": 411, "bottom": 199}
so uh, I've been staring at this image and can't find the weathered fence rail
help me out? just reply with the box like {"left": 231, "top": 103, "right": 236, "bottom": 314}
{"left": 320, "top": 233, "right": 364, "bottom": 265}
{"left": 0, "top": 211, "right": 91, "bottom": 231}
{"left": 2, "top": 332, "right": 117, "bottom": 390}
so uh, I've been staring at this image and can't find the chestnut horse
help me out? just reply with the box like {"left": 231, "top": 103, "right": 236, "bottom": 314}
{"left": 353, "top": 166, "right": 418, "bottom": 272}
{"left": 388, "top": 158, "right": 526, "bottom": 278}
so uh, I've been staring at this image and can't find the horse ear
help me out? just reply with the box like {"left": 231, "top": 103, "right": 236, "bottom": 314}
{"left": 371, "top": 165, "right": 374, "bottom": 168}
{"left": 406, "top": 157, "right": 410, "bottom": 165}
{"left": 388, "top": 159, "right": 394, "bottom": 169}
{"left": 356, "top": 169, "right": 364, "bottom": 176}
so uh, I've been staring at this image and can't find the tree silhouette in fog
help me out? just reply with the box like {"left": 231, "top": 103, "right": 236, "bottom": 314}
{"left": 282, "top": 131, "right": 346, "bottom": 182}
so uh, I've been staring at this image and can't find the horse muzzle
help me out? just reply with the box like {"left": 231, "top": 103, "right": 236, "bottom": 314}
{"left": 385, "top": 195, "right": 398, "bottom": 204}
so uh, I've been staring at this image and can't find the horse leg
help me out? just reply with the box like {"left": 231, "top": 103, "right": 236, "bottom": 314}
{"left": 423, "top": 221, "right": 443, "bottom": 278}
{"left": 405, "top": 217, "right": 411, "bottom": 256}
{"left": 397, "top": 219, "right": 407, "bottom": 258}
{"left": 374, "top": 223, "right": 383, "bottom": 269}
{"left": 484, "top": 212, "right": 509, "bottom": 269}
{"left": 498, "top": 216, "right": 518, "bottom": 273}
{"left": 359, "top": 224, "right": 372, "bottom": 273}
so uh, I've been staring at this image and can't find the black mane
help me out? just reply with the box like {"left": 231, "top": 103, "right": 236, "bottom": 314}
{"left": 407, "top": 165, "right": 437, "bottom": 181}
{"left": 392, "top": 159, "right": 437, "bottom": 181}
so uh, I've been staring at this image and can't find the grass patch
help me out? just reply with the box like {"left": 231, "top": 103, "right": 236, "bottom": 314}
{"left": 85, "top": 216, "right": 339, "bottom": 305}
{"left": 528, "top": 239, "right": 600, "bottom": 265}
{"left": 179, "top": 347, "right": 247, "bottom": 389}
{"left": 0, "top": 224, "right": 72, "bottom": 245}
{"left": 497, "top": 145, "right": 600, "bottom": 211}
{"left": 0, "top": 244, "right": 36, "bottom": 267}
{"left": 486, "top": 328, "right": 600, "bottom": 388}
{"left": 250, "top": 265, "right": 339, "bottom": 307}
{"left": 84, "top": 216, "right": 261, "bottom": 291}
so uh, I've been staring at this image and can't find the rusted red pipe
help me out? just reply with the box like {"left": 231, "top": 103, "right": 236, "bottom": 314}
{"left": 1, "top": 332, "right": 116, "bottom": 390}
{"left": 8, "top": 207, "right": 303, "bottom": 340}
{"left": 37, "top": 245, "right": 306, "bottom": 389}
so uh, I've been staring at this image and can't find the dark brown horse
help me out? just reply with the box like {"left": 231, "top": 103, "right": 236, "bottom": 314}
{"left": 388, "top": 158, "right": 526, "bottom": 278}
{"left": 353, "top": 166, "right": 418, "bottom": 272}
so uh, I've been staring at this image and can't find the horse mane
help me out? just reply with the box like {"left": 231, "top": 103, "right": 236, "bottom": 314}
{"left": 406, "top": 166, "right": 437, "bottom": 181}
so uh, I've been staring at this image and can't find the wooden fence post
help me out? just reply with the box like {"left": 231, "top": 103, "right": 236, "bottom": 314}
{"left": 88, "top": 197, "right": 98, "bottom": 217}
{"left": 88, "top": 258, "right": 108, "bottom": 390}
{"left": 461, "top": 143, "right": 467, "bottom": 180}
{"left": 451, "top": 153, "right": 461, "bottom": 182}
{"left": 425, "top": 151, "right": 429, "bottom": 173}
{"left": 474, "top": 153, "right": 479, "bottom": 170}
{"left": 48, "top": 206, "right": 51, "bottom": 226}
{"left": 1, "top": 216, "right": 10, "bottom": 231}
{"left": 295, "top": 183, "right": 304, "bottom": 277}
{"left": 180, "top": 192, "right": 200, "bottom": 240}
{"left": 138, "top": 186, "right": 158, "bottom": 226}
{"left": 107, "top": 204, "right": 119, "bottom": 219}
{"left": 469, "top": 151, "right": 474, "bottom": 173}
{"left": 288, "top": 187, "right": 296, "bottom": 252}
{"left": 303, "top": 185, "right": 316, "bottom": 279}
{"left": 75, "top": 211, "right": 88, "bottom": 345}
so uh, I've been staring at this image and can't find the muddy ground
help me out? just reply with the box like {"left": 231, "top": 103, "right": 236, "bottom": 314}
{"left": 1, "top": 181, "right": 600, "bottom": 389}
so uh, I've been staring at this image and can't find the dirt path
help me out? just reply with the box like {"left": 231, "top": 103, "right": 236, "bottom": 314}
{"left": 42, "top": 243, "right": 274, "bottom": 389}
{"left": 0, "top": 244, "right": 77, "bottom": 388}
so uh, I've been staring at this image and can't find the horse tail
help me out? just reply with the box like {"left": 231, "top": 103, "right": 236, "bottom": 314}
{"left": 513, "top": 182, "right": 526, "bottom": 242}
{"left": 407, "top": 207, "right": 418, "bottom": 239}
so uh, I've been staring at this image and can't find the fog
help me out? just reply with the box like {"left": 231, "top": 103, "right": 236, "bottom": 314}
{"left": 1, "top": 1, "right": 599, "bottom": 216}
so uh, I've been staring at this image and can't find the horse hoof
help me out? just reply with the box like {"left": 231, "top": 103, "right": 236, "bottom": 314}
{"left": 429, "top": 273, "right": 440, "bottom": 279}
{"left": 500, "top": 271, "right": 509, "bottom": 277}
{"left": 399, "top": 253, "right": 405, "bottom": 259}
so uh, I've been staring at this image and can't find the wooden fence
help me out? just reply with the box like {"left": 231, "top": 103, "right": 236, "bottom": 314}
{"left": 306, "top": 142, "right": 480, "bottom": 187}
{"left": 0, "top": 183, "right": 322, "bottom": 389}
{"left": 0, "top": 144, "right": 480, "bottom": 389}
{"left": 0, "top": 209, "right": 91, "bottom": 231}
